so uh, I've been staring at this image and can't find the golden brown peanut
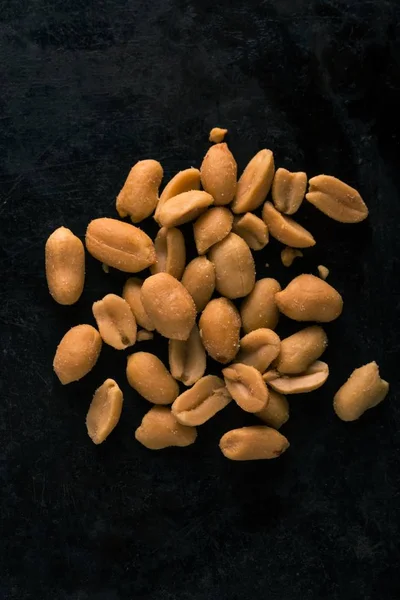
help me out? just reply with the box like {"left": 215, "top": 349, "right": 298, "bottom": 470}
{"left": 275, "top": 274, "right": 343, "bottom": 322}
{"left": 262, "top": 202, "right": 316, "bottom": 248}
{"left": 209, "top": 233, "right": 255, "bottom": 299}
{"left": 240, "top": 278, "right": 281, "bottom": 333}
{"left": 156, "top": 190, "right": 214, "bottom": 228}
{"left": 116, "top": 159, "right": 163, "bottom": 223}
{"left": 45, "top": 227, "right": 85, "bottom": 305}
{"left": 220, "top": 426, "right": 289, "bottom": 461}
{"left": 141, "top": 273, "right": 196, "bottom": 340}
{"left": 232, "top": 149, "right": 275, "bottom": 213}
{"left": 275, "top": 325, "right": 328, "bottom": 375}
{"left": 169, "top": 324, "right": 206, "bottom": 387}
{"left": 281, "top": 247, "right": 303, "bottom": 267}
{"left": 155, "top": 168, "right": 201, "bottom": 224}
{"left": 86, "top": 218, "right": 156, "bottom": 273}
{"left": 199, "top": 298, "right": 241, "bottom": 364}
{"left": 237, "top": 329, "right": 281, "bottom": 373}
{"left": 137, "top": 329, "right": 154, "bottom": 342}
{"left": 306, "top": 175, "right": 368, "bottom": 223}
{"left": 222, "top": 363, "right": 268, "bottom": 413}
{"left": 193, "top": 207, "right": 233, "bottom": 255}
{"left": 150, "top": 227, "right": 186, "bottom": 280}
{"left": 180, "top": 257, "right": 215, "bottom": 312}
{"left": 126, "top": 352, "right": 179, "bottom": 405}
{"left": 268, "top": 361, "right": 329, "bottom": 394}
{"left": 122, "top": 277, "right": 155, "bottom": 331}
{"left": 172, "top": 375, "right": 231, "bottom": 426}
{"left": 53, "top": 324, "right": 102, "bottom": 385}
{"left": 209, "top": 127, "right": 228, "bottom": 143}
{"left": 86, "top": 379, "right": 123, "bottom": 444}
{"left": 318, "top": 265, "right": 330, "bottom": 280}
{"left": 333, "top": 362, "right": 389, "bottom": 421}
{"left": 232, "top": 213, "right": 269, "bottom": 251}
{"left": 200, "top": 143, "right": 237, "bottom": 205}
{"left": 262, "top": 370, "right": 279, "bottom": 383}
{"left": 272, "top": 168, "right": 307, "bottom": 215}
{"left": 256, "top": 389, "right": 289, "bottom": 429}
{"left": 92, "top": 294, "right": 137, "bottom": 350}
{"left": 135, "top": 406, "right": 197, "bottom": 450}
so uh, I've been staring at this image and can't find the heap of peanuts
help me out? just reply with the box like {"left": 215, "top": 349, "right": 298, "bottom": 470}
{"left": 46, "top": 127, "right": 390, "bottom": 460}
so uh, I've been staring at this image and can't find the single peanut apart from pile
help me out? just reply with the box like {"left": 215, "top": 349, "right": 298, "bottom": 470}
{"left": 240, "top": 278, "right": 281, "bottom": 333}
{"left": 199, "top": 297, "right": 241, "bottom": 364}
{"left": 53, "top": 324, "right": 102, "bottom": 385}
{"left": 169, "top": 324, "right": 206, "bottom": 387}
{"left": 193, "top": 206, "right": 233, "bottom": 255}
{"left": 135, "top": 406, "right": 197, "bottom": 450}
{"left": 172, "top": 375, "right": 231, "bottom": 426}
{"left": 92, "top": 294, "right": 137, "bottom": 350}
{"left": 222, "top": 363, "right": 269, "bottom": 413}
{"left": 232, "top": 212, "right": 269, "bottom": 251}
{"left": 209, "top": 127, "right": 227, "bottom": 143}
{"left": 200, "top": 143, "right": 237, "bottom": 205}
{"left": 155, "top": 167, "right": 201, "bottom": 224}
{"left": 275, "top": 274, "right": 343, "bottom": 322}
{"left": 45, "top": 226, "right": 85, "bottom": 305}
{"left": 86, "top": 379, "right": 123, "bottom": 444}
{"left": 126, "top": 352, "right": 179, "bottom": 405}
{"left": 306, "top": 175, "right": 368, "bottom": 223}
{"left": 220, "top": 426, "right": 289, "bottom": 461}
{"left": 180, "top": 256, "right": 216, "bottom": 313}
{"left": 116, "top": 159, "right": 163, "bottom": 223}
{"left": 333, "top": 362, "right": 389, "bottom": 421}
{"left": 209, "top": 232, "right": 255, "bottom": 299}
{"left": 150, "top": 226, "right": 186, "bottom": 280}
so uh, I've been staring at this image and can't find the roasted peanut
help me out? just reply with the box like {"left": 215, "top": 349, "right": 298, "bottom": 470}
{"left": 86, "top": 379, "right": 123, "bottom": 444}
{"left": 116, "top": 159, "right": 163, "bottom": 223}
{"left": 156, "top": 190, "right": 214, "bottom": 228}
{"left": 268, "top": 360, "right": 329, "bottom": 394}
{"left": 275, "top": 325, "right": 328, "bottom": 374}
{"left": 180, "top": 256, "right": 215, "bottom": 312}
{"left": 53, "top": 324, "right": 102, "bottom": 385}
{"left": 232, "top": 149, "right": 275, "bottom": 213}
{"left": 209, "top": 233, "right": 255, "bottom": 299}
{"left": 169, "top": 324, "right": 206, "bottom": 386}
{"left": 200, "top": 143, "right": 237, "bottom": 205}
{"left": 141, "top": 273, "right": 196, "bottom": 340}
{"left": 222, "top": 363, "right": 268, "bottom": 413}
{"left": 86, "top": 218, "right": 156, "bottom": 272}
{"left": 193, "top": 207, "right": 233, "bottom": 255}
{"left": 135, "top": 406, "right": 197, "bottom": 450}
{"left": 237, "top": 329, "right": 281, "bottom": 373}
{"left": 232, "top": 213, "right": 269, "bottom": 251}
{"left": 306, "top": 175, "right": 368, "bottom": 223}
{"left": 281, "top": 247, "right": 303, "bottom": 267}
{"left": 318, "top": 265, "right": 329, "bottom": 280}
{"left": 209, "top": 127, "right": 228, "bottom": 143}
{"left": 126, "top": 352, "right": 179, "bottom": 405}
{"left": 272, "top": 168, "right": 307, "bottom": 215}
{"left": 275, "top": 274, "right": 343, "bottom": 322}
{"left": 137, "top": 329, "right": 154, "bottom": 342}
{"left": 199, "top": 298, "right": 241, "bottom": 364}
{"left": 240, "top": 278, "right": 281, "bottom": 333}
{"left": 122, "top": 277, "right": 154, "bottom": 331}
{"left": 172, "top": 375, "right": 231, "bottom": 426}
{"left": 262, "top": 202, "right": 315, "bottom": 248}
{"left": 220, "top": 426, "right": 289, "bottom": 460}
{"left": 256, "top": 389, "right": 289, "bottom": 429}
{"left": 45, "top": 227, "right": 85, "bottom": 305}
{"left": 155, "top": 168, "right": 201, "bottom": 224}
{"left": 150, "top": 227, "right": 186, "bottom": 280}
{"left": 333, "top": 362, "right": 389, "bottom": 421}
{"left": 92, "top": 293, "right": 137, "bottom": 350}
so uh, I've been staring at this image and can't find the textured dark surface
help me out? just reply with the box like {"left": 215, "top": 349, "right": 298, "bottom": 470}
{"left": 1, "top": 1, "right": 400, "bottom": 598}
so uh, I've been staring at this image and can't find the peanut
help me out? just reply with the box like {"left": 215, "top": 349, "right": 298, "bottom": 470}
{"left": 209, "top": 127, "right": 227, "bottom": 143}
{"left": 126, "top": 352, "right": 179, "bottom": 405}
{"left": 272, "top": 168, "right": 307, "bottom": 215}
{"left": 333, "top": 362, "right": 389, "bottom": 421}
{"left": 122, "top": 277, "right": 154, "bottom": 331}
{"left": 180, "top": 256, "right": 215, "bottom": 312}
{"left": 86, "top": 379, "right": 123, "bottom": 444}
{"left": 155, "top": 167, "right": 201, "bottom": 224}
{"left": 172, "top": 375, "right": 231, "bottom": 426}
{"left": 135, "top": 406, "right": 197, "bottom": 450}
{"left": 45, "top": 227, "right": 85, "bottom": 305}
{"left": 116, "top": 159, "right": 163, "bottom": 223}
{"left": 306, "top": 175, "right": 368, "bottom": 223}
{"left": 318, "top": 265, "right": 329, "bottom": 280}
{"left": 193, "top": 206, "right": 233, "bottom": 255}
{"left": 199, "top": 298, "right": 241, "bottom": 364}
{"left": 169, "top": 324, "right": 206, "bottom": 387}
{"left": 219, "top": 426, "right": 289, "bottom": 460}
{"left": 281, "top": 247, "right": 303, "bottom": 267}
{"left": 222, "top": 363, "right": 268, "bottom": 413}
{"left": 240, "top": 278, "right": 281, "bottom": 333}
{"left": 150, "top": 227, "right": 186, "bottom": 280}
{"left": 237, "top": 328, "right": 281, "bottom": 373}
{"left": 53, "top": 324, "right": 102, "bottom": 385}
{"left": 256, "top": 389, "right": 289, "bottom": 429}
{"left": 275, "top": 326, "right": 328, "bottom": 375}
{"left": 268, "top": 360, "right": 329, "bottom": 394}
{"left": 209, "top": 233, "right": 255, "bottom": 299}
{"left": 232, "top": 149, "right": 275, "bottom": 213}
{"left": 232, "top": 213, "right": 269, "bottom": 251}
{"left": 200, "top": 143, "right": 237, "bottom": 205}
{"left": 137, "top": 329, "right": 154, "bottom": 342}
{"left": 92, "top": 293, "right": 137, "bottom": 350}
{"left": 262, "top": 202, "right": 316, "bottom": 248}
{"left": 275, "top": 274, "right": 343, "bottom": 322}
{"left": 156, "top": 190, "right": 214, "bottom": 228}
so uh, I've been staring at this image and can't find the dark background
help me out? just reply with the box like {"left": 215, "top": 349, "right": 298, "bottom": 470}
{"left": 1, "top": 1, "right": 400, "bottom": 598}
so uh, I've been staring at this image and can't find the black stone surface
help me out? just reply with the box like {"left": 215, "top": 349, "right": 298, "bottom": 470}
{"left": 1, "top": 1, "right": 400, "bottom": 598}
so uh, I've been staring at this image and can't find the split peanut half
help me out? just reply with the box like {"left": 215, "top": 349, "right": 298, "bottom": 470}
{"left": 122, "top": 277, "right": 155, "bottom": 331}
{"left": 135, "top": 406, "right": 197, "bottom": 450}
{"left": 169, "top": 324, "right": 206, "bottom": 387}
{"left": 172, "top": 375, "right": 231, "bottom": 426}
{"left": 334, "top": 362, "right": 389, "bottom": 421}
{"left": 150, "top": 227, "right": 186, "bottom": 280}
{"left": 275, "top": 274, "right": 343, "bottom": 322}
{"left": 306, "top": 175, "right": 368, "bottom": 223}
{"left": 267, "top": 360, "right": 329, "bottom": 394}
{"left": 262, "top": 202, "right": 316, "bottom": 248}
{"left": 92, "top": 293, "right": 137, "bottom": 350}
{"left": 193, "top": 206, "right": 233, "bottom": 255}
{"left": 156, "top": 190, "right": 214, "bottom": 227}
{"left": 209, "top": 232, "right": 255, "bottom": 299}
{"left": 222, "top": 363, "right": 268, "bottom": 413}
{"left": 236, "top": 328, "right": 281, "bottom": 373}
{"left": 232, "top": 149, "right": 275, "bottom": 213}
{"left": 272, "top": 168, "right": 307, "bottom": 215}
{"left": 219, "top": 426, "right": 289, "bottom": 461}
{"left": 255, "top": 389, "right": 289, "bottom": 429}
{"left": 232, "top": 213, "right": 269, "bottom": 251}
{"left": 155, "top": 167, "right": 201, "bottom": 224}
{"left": 86, "top": 379, "right": 123, "bottom": 444}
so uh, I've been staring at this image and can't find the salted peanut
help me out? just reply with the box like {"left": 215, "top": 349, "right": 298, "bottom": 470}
{"left": 122, "top": 277, "right": 154, "bottom": 331}
{"left": 334, "top": 362, "right": 389, "bottom": 421}
{"left": 156, "top": 190, "right": 214, "bottom": 228}
{"left": 262, "top": 202, "right": 315, "bottom": 248}
{"left": 53, "top": 324, "right": 102, "bottom": 385}
{"left": 155, "top": 168, "right": 201, "bottom": 224}
{"left": 256, "top": 389, "right": 289, "bottom": 429}
{"left": 209, "top": 127, "right": 228, "bottom": 143}
{"left": 318, "top": 265, "right": 330, "bottom": 280}
{"left": 193, "top": 207, "right": 233, "bottom": 255}
{"left": 116, "top": 159, "right": 163, "bottom": 223}
{"left": 232, "top": 149, "right": 275, "bottom": 213}
{"left": 220, "top": 426, "right": 289, "bottom": 461}
{"left": 272, "top": 168, "right": 307, "bottom": 215}
{"left": 306, "top": 175, "right": 368, "bottom": 223}
{"left": 240, "top": 278, "right": 281, "bottom": 333}
{"left": 172, "top": 375, "right": 231, "bottom": 426}
{"left": 86, "top": 379, "right": 123, "bottom": 444}
{"left": 92, "top": 294, "right": 137, "bottom": 350}
{"left": 135, "top": 406, "right": 197, "bottom": 450}
{"left": 209, "top": 233, "right": 255, "bottom": 299}
{"left": 45, "top": 227, "right": 85, "bottom": 305}
{"left": 150, "top": 227, "right": 186, "bottom": 280}
{"left": 268, "top": 361, "right": 329, "bottom": 394}
{"left": 141, "top": 273, "right": 196, "bottom": 340}
{"left": 262, "top": 370, "right": 279, "bottom": 383}
{"left": 199, "top": 298, "right": 241, "bottom": 363}
{"left": 181, "top": 257, "right": 215, "bottom": 312}
{"left": 281, "top": 247, "right": 303, "bottom": 267}
{"left": 137, "top": 329, "right": 154, "bottom": 342}
{"left": 126, "top": 352, "right": 179, "bottom": 405}
{"left": 232, "top": 213, "right": 269, "bottom": 251}
{"left": 275, "top": 274, "right": 343, "bottom": 322}
{"left": 86, "top": 218, "right": 156, "bottom": 273}
{"left": 200, "top": 143, "right": 237, "bottom": 205}
{"left": 169, "top": 324, "right": 206, "bottom": 386}
{"left": 222, "top": 363, "right": 268, "bottom": 413}
{"left": 275, "top": 325, "right": 328, "bottom": 374}
{"left": 236, "top": 329, "right": 281, "bottom": 373}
